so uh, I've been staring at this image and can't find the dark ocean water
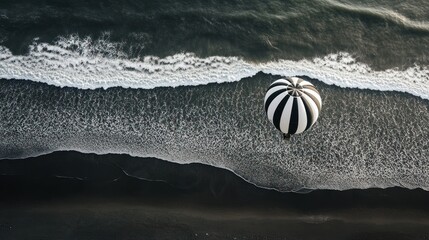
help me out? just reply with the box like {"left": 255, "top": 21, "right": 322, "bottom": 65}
{"left": 1, "top": 0, "right": 429, "bottom": 68}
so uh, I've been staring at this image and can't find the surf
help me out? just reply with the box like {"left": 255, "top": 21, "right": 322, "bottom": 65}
{"left": 0, "top": 35, "right": 428, "bottom": 100}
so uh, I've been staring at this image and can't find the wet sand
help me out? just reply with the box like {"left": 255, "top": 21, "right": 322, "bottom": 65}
{"left": 1, "top": 151, "right": 429, "bottom": 239}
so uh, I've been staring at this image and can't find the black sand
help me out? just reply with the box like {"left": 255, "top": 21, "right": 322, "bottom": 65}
{"left": 1, "top": 151, "right": 429, "bottom": 240}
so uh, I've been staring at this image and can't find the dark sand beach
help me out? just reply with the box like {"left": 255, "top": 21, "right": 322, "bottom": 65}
{"left": 1, "top": 151, "right": 429, "bottom": 239}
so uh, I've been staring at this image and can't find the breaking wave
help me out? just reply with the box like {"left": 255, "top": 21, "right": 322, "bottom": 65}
{"left": 1, "top": 34, "right": 428, "bottom": 192}
{"left": 0, "top": 35, "right": 428, "bottom": 99}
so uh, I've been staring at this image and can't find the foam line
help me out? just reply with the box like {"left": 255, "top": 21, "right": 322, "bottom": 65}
{"left": 0, "top": 36, "right": 428, "bottom": 99}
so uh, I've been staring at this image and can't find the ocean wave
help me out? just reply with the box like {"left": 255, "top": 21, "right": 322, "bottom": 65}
{"left": 322, "top": 0, "right": 429, "bottom": 32}
{"left": 0, "top": 35, "right": 428, "bottom": 99}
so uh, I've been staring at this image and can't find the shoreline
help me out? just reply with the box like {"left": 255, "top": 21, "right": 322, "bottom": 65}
{"left": 1, "top": 74, "right": 428, "bottom": 191}
{"left": 2, "top": 150, "right": 429, "bottom": 208}
{"left": 2, "top": 151, "right": 429, "bottom": 239}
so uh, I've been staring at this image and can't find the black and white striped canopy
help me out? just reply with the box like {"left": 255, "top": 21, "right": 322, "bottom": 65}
{"left": 264, "top": 77, "right": 322, "bottom": 135}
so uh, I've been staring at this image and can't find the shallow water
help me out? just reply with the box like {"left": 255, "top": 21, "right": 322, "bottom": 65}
{"left": 1, "top": 75, "right": 428, "bottom": 191}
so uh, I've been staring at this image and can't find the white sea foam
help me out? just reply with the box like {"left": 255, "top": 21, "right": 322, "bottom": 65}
{"left": 0, "top": 35, "right": 428, "bottom": 99}
{"left": 1, "top": 37, "right": 428, "bottom": 192}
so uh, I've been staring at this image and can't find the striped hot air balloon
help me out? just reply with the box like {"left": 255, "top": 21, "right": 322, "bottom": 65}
{"left": 264, "top": 77, "right": 322, "bottom": 138}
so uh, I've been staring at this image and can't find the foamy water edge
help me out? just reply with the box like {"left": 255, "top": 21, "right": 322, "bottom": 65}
{"left": 0, "top": 35, "right": 428, "bottom": 99}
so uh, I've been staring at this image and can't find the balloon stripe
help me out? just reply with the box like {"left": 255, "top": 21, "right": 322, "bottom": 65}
{"left": 288, "top": 98, "right": 299, "bottom": 134}
{"left": 279, "top": 96, "right": 294, "bottom": 133}
{"left": 264, "top": 89, "right": 286, "bottom": 113}
{"left": 272, "top": 95, "right": 291, "bottom": 131}
{"left": 265, "top": 86, "right": 287, "bottom": 104}
{"left": 291, "top": 78, "right": 298, "bottom": 86}
{"left": 301, "top": 89, "right": 322, "bottom": 111}
{"left": 295, "top": 98, "right": 308, "bottom": 134}
{"left": 301, "top": 95, "right": 314, "bottom": 131}
{"left": 267, "top": 91, "right": 288, "bottom": 122}
{"left": 302, "top": 93, "right": 319, "bottom": 126}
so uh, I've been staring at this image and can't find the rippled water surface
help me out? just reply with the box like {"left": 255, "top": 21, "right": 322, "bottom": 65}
{"left": 0, "top": 0, "right": 428, "bottom": 191}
